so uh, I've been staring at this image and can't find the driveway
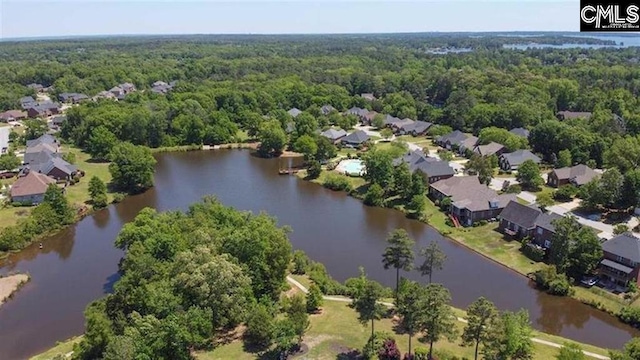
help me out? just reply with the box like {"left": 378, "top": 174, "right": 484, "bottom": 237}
{"left": 547, "top": 199, "right": 581, "bottom": 215}
{"left": 517, "top": 191, "right": 537, "bottom": 204}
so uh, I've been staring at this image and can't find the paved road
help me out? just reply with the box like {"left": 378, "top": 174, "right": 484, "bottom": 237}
{"left": 285, "top": 276, "right": 610, "bottom": 360}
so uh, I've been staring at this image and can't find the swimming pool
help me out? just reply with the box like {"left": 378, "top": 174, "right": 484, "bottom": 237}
{"left": 336, "top": 159, "right": 365, "bottom": 176}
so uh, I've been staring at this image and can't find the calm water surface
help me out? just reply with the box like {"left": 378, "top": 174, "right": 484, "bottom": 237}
{"left": 1, "top": 150, "right": 638, "bottom": 359}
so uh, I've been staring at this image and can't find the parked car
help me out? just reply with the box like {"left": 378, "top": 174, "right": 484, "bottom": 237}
{"left": 580, "top": 276, "right": 599, "bottom": 287}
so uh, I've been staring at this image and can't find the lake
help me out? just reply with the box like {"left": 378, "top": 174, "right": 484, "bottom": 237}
{"left": 0, "top": 150, "right": 637, "bottom": 359}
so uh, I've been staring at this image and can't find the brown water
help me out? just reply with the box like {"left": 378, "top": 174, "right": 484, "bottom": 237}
{"left": 0, "top": 150, "right": 637, "bottom": 359}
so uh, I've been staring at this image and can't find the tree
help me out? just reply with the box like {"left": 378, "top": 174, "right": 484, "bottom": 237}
{"left": 439, "top": 150, "right": 454, "bottom": 161}
{"left": 373, "top": 113, "right": 386, "bottom": 129}
{"left": 257, "top": 120, "right": 287, "bottom": 157}
{"left": 108, "top": 142, "right": 156, "bottom": 193}
{"left": 406, "top": 195, "right": 426, "bottom": 219}
{"left": 516, "top": 159, "right": 543, "bottom": 190}
{"left": 382, "top": 229, "right": 415, "bottom": 299}
{"left": 307, "top": 160, "right": 322, "bottom": 179}
{"left": 462, "top": 297, "right": 498, "bottom": 360}
{"left": 365, "top": 183, "right": 386, "bottom": 207}
{"left": 482, "top": 310, "right": 533, "bottom": 360}
{"left": 599, "top": 168, "right": 624, "bottom": 208}
{"left": 621, "top": 169, "right": 640, "bottom": 208}
{"left": 351, "top": 272, "right": 386, "bottom": 354}
{"left": 273, "top": 318, "right": 298, "bottom": 357}
{"left": 88, "top": 176, "right": 108, "bottom": 209}
{"left": 43, "top": 184, "right": 74, "bottom": 225}
{"left": 556, "top": 343, "right": 586, "bottom": 360}
{"left": 556, "top": 149, "right": 572, "bottom": 168}
{"left": 86, "top": 125, "right": 117, "bottom": 160}
{"left": 306, "top": 283, "right": 323, "bottom": 313}
{"left": 418, "top": 241, "right": 446, "bottom": 283}
{"left": 536, "top": 192, "right": 554, "bottom": 211}
{"left": 315, "top": 136, "right": 337, "bottom": 163}
{"left": 549, "top": 216, "right": 582, "bottom": 273}
{"left": 397, "top": 279, "right": 426, "bottom": 356}
{"left": 410, "top": 171, "right": 426, "bottom": 198}
{"left": 0, "top": 152, "right": 21, "bottom": 171}
{"left": 245, "top": 303, "right": 275, "bottom": 349}
{"left": 569, "top": 227, "right": 603, "bottom": 279}
{"left": 293, "top": 134, "right": 318, "bottom": 161}
{"left": 24, "top": 119, "right": 47, "bottom": 140}
{"left": 394, "top": 162, "right": 413, "bottom": 200}
{"left": 466, "top": 154, "right": 494, "bottom": 185}
{"left": 420, "top": 283, "right": 458, "bottom": 360}
{"left": 605, "top": 136, "right": 640, "bottom": 173}
{"left": 381, "top": 128, "right": 393, "bottom": 140}
{"left": 363, "top": 149, "right": 395, "bottom": 188}
{"left": 284, "top": 293, "right": 310, "bottom": 342}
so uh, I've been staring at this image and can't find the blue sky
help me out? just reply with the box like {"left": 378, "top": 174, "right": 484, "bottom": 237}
{"left": 1, "top": 1, "right": 577, "bottom": 39}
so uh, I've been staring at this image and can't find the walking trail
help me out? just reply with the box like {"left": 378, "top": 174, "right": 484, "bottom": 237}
{"left": 286, "top": 276, "right": 610, "bottom": 360}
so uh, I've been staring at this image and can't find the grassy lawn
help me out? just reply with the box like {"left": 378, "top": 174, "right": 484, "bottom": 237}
{"left": 198, "top": 296, "right": 609, "bottom": 360}
{"left": 289, "top": 274, "right": 313, "bottom": 290}
{"left": 30, "top": 336, "right": 82, "bottom": 360}
{"left": 297, "top": 169, "right": 367, "bottom": 190}
{"left": 62, "top": 146, "right": 114, "bottom": 208}
{"left": 531, "top": 185, "right": 556, "bottom": 201}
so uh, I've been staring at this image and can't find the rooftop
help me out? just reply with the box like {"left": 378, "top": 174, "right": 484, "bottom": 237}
{"left": 10, "top": 171, "right": 56, "bottom": 198}
{"left": 602, "top": 233, "right": 640, "bottom": 263}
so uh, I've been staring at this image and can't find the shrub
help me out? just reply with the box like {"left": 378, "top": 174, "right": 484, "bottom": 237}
{"left": 614, "top": 224, "right": 630, "bottom": 235}
{"left": 322, "top": 174, "right": 353, "bottom": 192}
{"left": 521, "top": 241, "right": 545, "bottom": 262}
{"left": 307, "top": 261, "right": 348, "bottom": 295}
{"left": 362, "top": 332, "right": 395, "bottom": 360}
{"left": 112, "top": 193, "right": 126, "bottom": 203}
{"left": 439, "top": 197, "right": 452, "bottom": 211}
{"left": 554, "top": 184, "right": 577, "bottom": 202}
{"left": 619, "top": 306, "right": 640, "bottom": 327}
{"left": 364, "top": 183, "right": 385, "bottom": 207}
{"left": 307, "top": 160, "right": 322, "bottom": 179}
{"left": 533, "top": 265, "right": 573, "bottom": 296}
{"left": 292, "top": 250, "right": 309, "bottom": 275}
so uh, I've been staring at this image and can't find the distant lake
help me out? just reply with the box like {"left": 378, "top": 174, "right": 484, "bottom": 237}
{"left": 426, "top": 48, "right": 473, "bottom": 54}
{"left": 503, "top": 34, "right": 640, "bottom": 50}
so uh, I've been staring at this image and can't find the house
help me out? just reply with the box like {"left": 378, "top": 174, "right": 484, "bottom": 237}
{"left": 288, "top": 108, "right": 302, "bottom": 118}
{"left": 120, "top": 83, "right": 136, "bottom": 94}
{"left": 345, "top": 107, "right": 369, "bottom": 120}
{"left": 0, "top": 110, "right": 27, "bottom": 122}
{"left": 458, "top": 136, "right": 479, "bottom": 154}
{"left": 397, "top": 121, "right": 432, "bottom": 136}
{"left": 361, "top": 93, "right": 376, "bottom": 101}
{"left": 320, "top": 105, "right": 336, "bottom": 115}
{"left": 509, "top": 128, "right": 530, "bottom": 138}
{"left": 26, "top": 134, "right": 58, "bottom": 149}
{"left": 151, "top": 81, "right": 175, "bottom": 94}
{"left": 58, "top": 93, "right": 89, "bottom": 104}
{"left": 51, "top": 115, "right": 66, "bottom": 128}
{"left": 20, "top": 96, "right": 37, "bottom": 109}
{"left": 362, "top": 111, "right": 380, "bottom": 125}
{"left": 29, "top": 157, "right": 78, "bottom": 181}
{"left": 320, "top": 128, "right": 347, "bottom": 142}
{"left": 473, "top": 142, "right": 506, "bottom": 157}
{"left": 499, "top": 150, "right": 541, "bottom": 171}
{"left": 383, "top": 114, "right": 403, "bottom": 128}
{"left": 10, "top": 171, "right": 56, "bottom": 205}
{"left": 110, "top": 83, "right": 136, "bottom": 99}
{"left": 26, "top": 102, "right": 60, "bottom": 118}
{"left": 341, "top": 130, "right": 370, "bottom": 147}
{"left": 390, "top": 118, "right": 414, "bottom": 132}
{"left": 23, "top": 144, "right": 59, "bottom": 165}
{"left": 548, "top": 164, "right": 600, "bottom": 188}
{"left": 556, "top": 111, "right": 592, "bottom": 121}
{"left": 600, "top": 233, "right": 640, "bottom": 288}
{"left": 498, "top": 200, "right": 561, "bottom": 248}
{"left": 27, "top": 83, "right": 44, "bottom": 92}
{"left": 435, "top": 130, "right": 468, "bottom": 150}
{"left": 429, "top": 176, "right": 516, "bottom": 226}
{"left": 0, "top": 127, "right": 9, "bottom": 154}
{"left": 94, "top": 90, "right": 116, "bottom": 101}
{"left": 394, "top": 150, "right": 455, "bottom": 183}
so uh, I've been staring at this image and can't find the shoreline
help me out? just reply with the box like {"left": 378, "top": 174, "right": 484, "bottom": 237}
{"left": 0, "top": 273, "right": 30, "bottom": 308}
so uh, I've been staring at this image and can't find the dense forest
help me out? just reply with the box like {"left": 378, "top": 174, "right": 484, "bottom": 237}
{"left": 2, "top": 34, "right": 640, "bottom": 169}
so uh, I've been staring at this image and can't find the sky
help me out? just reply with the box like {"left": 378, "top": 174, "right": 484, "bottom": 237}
{"left": 0, "top": 0, "right": 578, "bottom": 39}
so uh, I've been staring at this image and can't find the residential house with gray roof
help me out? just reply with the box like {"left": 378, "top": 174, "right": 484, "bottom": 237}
{"left": 320, "top": 128, "right": 347, "bottom": 142}
{"left": 548, "top": 164, "right": 599, "bottom": 188}
{"left": 429, "top": 176, "right": 516, "bottom": 226}
{"left": 361, "top": 93, "right": 376, "bottom": 101}
{"left": 601, "top": 233, "right": 640, "bottom": 287}
{"left": 499, "top": 150, "right": 541, "bottom": 171}
{"left": 397, "top": 121, "right": 431, "bottom": 136}
{"left": 320, "top": 105, "right": 336, "bottom": 115}
{"left": 509, "top": 127, "right": 530, "bottom": 138}
{"left": 473, "top": 142, "right": 506, "bottom": 157}
{"left": 288, "top": 108, "right": 302, "bottom": 118}
{"left": 435, "top": 130, "right": 468, "bottom": 150}
{"left": 340, "top": 130, "right": 370, "bottom": 147}
{"left": 58, "top": 93, "right": 89, "bottom": 104}
{"left": 20, "top": 96, "right": 37, "bottom": 109}
{"left": 394, "top": 150, "right": 454, "bottom": 183}
{"left": 498, "top": 200, "right": 562, "bottom": 248}
{"left": 556, "top": 111, "right": 592, "bottom": 121}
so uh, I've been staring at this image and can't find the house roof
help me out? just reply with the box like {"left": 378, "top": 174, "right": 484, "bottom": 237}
{"left": 601, "top": 259, "right": 634, "bottom": 274}
{"left": 400, "top": 121, "right": 432, "bottom": 134}
{"left": 10, "top": 171, "right": 56, "bottom": 198}
{"left": 474, "top": 142, "right": 505, "bottom": 157}
{"left": 551, "top": 164, "right": 599, "bottom": 186}
{"left": 0, "top": 110, "right": 27, "bottom": 120}
{"left": 501, "top": 150, "right": 541, "bottom": 167}
{"left": 288, "top": 108, "right": 302, "bottom": 118}
{"left": 509, "top": 128, "right": 530, "bottom": 138}
{"left": 32, "top": 157, "right": 77, "bottom": 176}
{"left": 320, "top": 128, "right": 347, "bottom": 141}
{"left": 153, "top": 81, "right": 168, "bottom": 87}
{"left": 437, "top": 130, "right": 468, "bottom": 146}
{"left": 602, "top": 233, "right": 640, "bottom": 263}
{"left": 431, "top": 176, "right": 515, "bottom": 212}
{"left": 320, "top": 105, "right": 336, "bottom": 115}
{"left": 499, "top": 201, "right": 542, "bottom": 229}
{"left": 23, "top": 148, "right": 59, "bottom": 166}
{"left": 392, "top": 118, "right": 414, "bottom": 128}
{"left": 431, "top": 176, "right": 483, "bottom": 197}
{"left": 383, "top": 114, "right": 402, "bottom": 126}
{"left": 26, "top": 134, "right": 57, "bottom": 148}
{"left": 52, "top": 115, "right": 66, "bottom": 125}
{"left": 557, "top": 111, "right": 592, "bottom": 120}
{"left": 346, "top": 107, "right": 369, "bottom": 117}
{"left": 341, "top": 130, "right": 370, "bottom": 144}
{"left": 459, "top": 136, "right": 479, "bottom": 150}
{"left": 361, "top": 93, "right": 376, "bottom": 101}
{"left": 535, "top": 212, "right": 562, "bottom": 232}
{"left": 395, "top": 150, "right": 454, "bottom": 178}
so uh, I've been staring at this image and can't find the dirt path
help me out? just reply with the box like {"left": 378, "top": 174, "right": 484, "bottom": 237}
{"left": 286, "top": 276, "right": 610, "bottom": 360}
{"left": 0, "top": 274, "right": 29, "bottom": 307}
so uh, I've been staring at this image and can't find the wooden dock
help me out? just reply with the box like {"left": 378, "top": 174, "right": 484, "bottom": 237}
{"left": 279, "top": 168, "right": 301, "bottom": 175}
